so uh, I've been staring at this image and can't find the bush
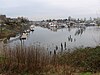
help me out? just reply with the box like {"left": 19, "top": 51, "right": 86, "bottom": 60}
{"left": 57, "top": 46, "right": 100, "bottom": 72}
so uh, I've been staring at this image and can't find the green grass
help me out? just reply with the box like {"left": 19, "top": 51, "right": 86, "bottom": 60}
{"left": 80, "top": 72, "right": 92, "bottom": 75}
{"left": 57, "top": 46, "right": 100, "bottom": 72}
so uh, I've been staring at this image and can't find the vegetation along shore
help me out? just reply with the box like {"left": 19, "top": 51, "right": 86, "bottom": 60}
{"left": 0, "top": 44, "right": 100, "bottom": 75}
{"left": 0, "top": 15, "right": 30, "bottom": 39}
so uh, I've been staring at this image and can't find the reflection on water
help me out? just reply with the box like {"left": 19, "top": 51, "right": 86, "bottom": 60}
{"left": 8, "top": 26, "right": 100, "bottom": 51}
{"left": 75, "top": 27, "right": 86, "bottom": 36}
{"left": 68, "top": 35, "right": 76, "bottom": 42}
{"left": 49, "top": 27, "right": 57, "bottom": 32}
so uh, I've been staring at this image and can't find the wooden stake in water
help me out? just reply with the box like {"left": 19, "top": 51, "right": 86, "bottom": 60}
{"left": 56, "top": 45, "right": 58, "bottom": 51}
{"left": 64, "top": 42, "right": 66, "bottom": 50}
{"left": 54, "top": 50, "right": 56, "bottom": 55}
{"left": 61, "top": 43, "right": 63, "bottom": 52}
{"left": 50, "top": 51, "right": 52, "bottom": 55}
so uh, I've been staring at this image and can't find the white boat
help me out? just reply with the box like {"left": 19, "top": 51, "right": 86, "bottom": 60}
{"left": 20, "top": 33, "right": 27, "bottom": 39}
{"left": 30, "top": 25, "right": 35, "bottom": 28}
{"left": 30, "top": 25, "right": 35, "bottom": 31}
{"left": 27, "top": 29, "right": 30, "bottom": 33}
{"left": 50, "top": 24, "right": 57, "bottom": 27}
{"left": 30, "top": 28, "right": 34, "bottom": 31}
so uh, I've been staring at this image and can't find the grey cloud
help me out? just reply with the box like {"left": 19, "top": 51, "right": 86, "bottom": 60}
{"left": 0, "top": 0, "right": 100, "bottom": 20}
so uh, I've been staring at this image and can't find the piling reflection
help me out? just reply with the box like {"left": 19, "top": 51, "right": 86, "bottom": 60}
{"left": 75, "top": 27, "right": 86, "bottom": 36}
{"left": 68, "top": 35, "right": 76, "bottom": 42}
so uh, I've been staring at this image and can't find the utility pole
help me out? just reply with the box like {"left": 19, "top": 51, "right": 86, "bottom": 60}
{"left": 0, "top": 20, "right": 2, "bottom": 33}
{"left": 0, "top": 24, "right": 2, "bottom": 33}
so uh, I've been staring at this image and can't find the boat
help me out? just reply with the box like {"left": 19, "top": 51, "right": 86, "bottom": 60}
{"left": 30, "top": 25, "right": 35, "bottom": 31}
{"left": 30, "top": 25, "right": 34, "bottom": 28}
{"left": 50, "top": 24, "right": 57, "bottom": 27}
{"left": 30, "top": 28, "right": 34, "bottom": 31}
{"left": 20, "top": 33, "right": 27, "bottom": 40}
{"left": 27, "top": 29, "right": 30, "bottom": 33}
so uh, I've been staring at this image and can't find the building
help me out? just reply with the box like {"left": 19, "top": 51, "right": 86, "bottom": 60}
{"left": 0, "top": 15, "right": 6, "bottom": 23}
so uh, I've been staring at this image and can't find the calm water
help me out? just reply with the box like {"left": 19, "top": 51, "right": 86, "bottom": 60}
{"left": 8, "top": 26, "right": 100, "bottom": 50}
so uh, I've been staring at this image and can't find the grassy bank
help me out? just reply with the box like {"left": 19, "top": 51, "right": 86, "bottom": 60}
{"left": 0, "top": 29, "right": 16, "bottom": 39}
{"left": 0, "top": 23, "right": 25, "bottom": 39}
{"left": 0, "top": 17, "right": 30, "bottom": 39}
{"left": 0, "top": 45, "right": 100, "bottom": 75}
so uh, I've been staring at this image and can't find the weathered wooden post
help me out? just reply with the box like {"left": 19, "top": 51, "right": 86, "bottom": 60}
{"left": 54, "top": 50, "right": 56, "bottom": 66}
{"left": 61, "top": 43, "right": 63, "bottom": 52}
{"left": 0, "top": 20, "right": 3, "bottom": 33}
{"left": 56, "top": 45, "right": 58, "bottom": 50}
{"left": 0, "top": 24, "right": 1, "bottom": 33}
{"left": 64, "top": 42, "right": 66, "bottom": 50}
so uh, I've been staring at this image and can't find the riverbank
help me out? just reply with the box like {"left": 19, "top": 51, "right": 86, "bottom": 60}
{"left": 0, "top": 29, "right": 16, "bottom": 39}
{"left": 0, "top": 16, "right": 30, "bottom": 39}
{"left": 0, "top": 26, "right": 22, "bottom": 44}
{"left": 0, "top": 24, "right": 32, "bottom": 45}
{"left": 0, "top": 44, "right": 100, "bottom": 75}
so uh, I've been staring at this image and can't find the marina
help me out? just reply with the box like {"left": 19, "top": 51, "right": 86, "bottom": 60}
{"left": 0, "top": 0, "right": 100, "bottom": 74}
{"left": 7, "top": 25, "right": 100, "bottom": 51}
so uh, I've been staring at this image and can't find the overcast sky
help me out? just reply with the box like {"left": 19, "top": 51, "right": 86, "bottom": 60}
{"left": 0, "top": 0, "right": 100, "bottom": 20}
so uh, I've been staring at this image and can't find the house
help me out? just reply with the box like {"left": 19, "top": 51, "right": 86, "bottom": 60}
{"left": 0, "top": 15, "right": 6, "bottom": 21}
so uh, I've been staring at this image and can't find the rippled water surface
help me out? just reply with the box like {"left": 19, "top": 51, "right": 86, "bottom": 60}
{"left": 9, "top": 26, "right": 100, "bottom": 50}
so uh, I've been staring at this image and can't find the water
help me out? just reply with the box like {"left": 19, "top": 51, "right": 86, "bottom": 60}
{"left": 8, "top": 26, "right": 100, "bottom": 50}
